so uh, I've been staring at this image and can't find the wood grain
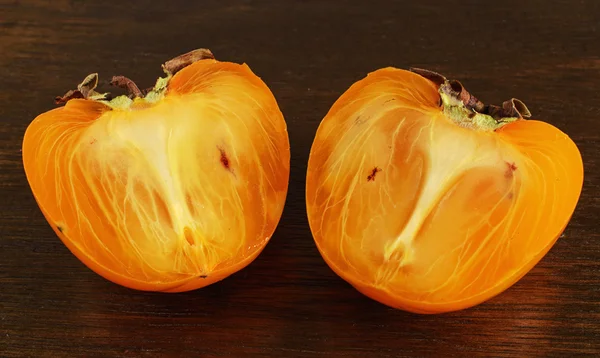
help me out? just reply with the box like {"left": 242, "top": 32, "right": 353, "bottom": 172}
{"left": 1, "top": 0, "right": 599, "bottom": 356}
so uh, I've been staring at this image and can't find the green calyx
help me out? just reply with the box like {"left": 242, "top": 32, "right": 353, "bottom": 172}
{"left": 410, "top": 67, "right": 532, "bottom": 132}
{"left": 54, "top": 48, "right": 215, "bottom": 110}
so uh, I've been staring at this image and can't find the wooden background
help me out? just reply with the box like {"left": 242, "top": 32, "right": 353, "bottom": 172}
{"left": 1, "top": 1, "right": 599, "bottom": 356}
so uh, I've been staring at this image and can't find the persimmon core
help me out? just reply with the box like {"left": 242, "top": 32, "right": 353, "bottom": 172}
{"left": 61, "top": 94, "right": 274, "bottom": 277}
{"left": 313, "top": 105, "right": 521, "bottom": 282}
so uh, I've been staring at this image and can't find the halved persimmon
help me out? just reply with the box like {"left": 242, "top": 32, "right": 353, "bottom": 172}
{"left": 22, "top": 49, "right": 290, "bottom": 292}
{"left": 306, "top": 67, "right": 583, "bottom": 313}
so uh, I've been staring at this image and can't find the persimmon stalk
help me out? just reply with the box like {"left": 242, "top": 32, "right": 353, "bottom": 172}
{"left": 410, "top": 67, "right": 532, "bottom": 132}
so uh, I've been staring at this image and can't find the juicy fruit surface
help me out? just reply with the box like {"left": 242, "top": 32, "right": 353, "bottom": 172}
{"left": 22, "top": 61, "right": 290, "bottom": 291}
{"left": 306, "top": 68, "right": 583, "bottom": 313}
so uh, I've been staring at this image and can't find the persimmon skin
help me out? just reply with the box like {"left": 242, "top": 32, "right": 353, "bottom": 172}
{"left": 22, "top": 57, "right": 290, "bottom": 292}
{"left": 306, "top": 67, "right": 583, "bottom": 314}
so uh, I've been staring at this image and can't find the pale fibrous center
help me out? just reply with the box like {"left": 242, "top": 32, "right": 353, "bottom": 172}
{"left": 313, "top": 103, "right": 523, "bottom": 294}
{"left": 68, "top": 94, "right": 258, "bottom": 275}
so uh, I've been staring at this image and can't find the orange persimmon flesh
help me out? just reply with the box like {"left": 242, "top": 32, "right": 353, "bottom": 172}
{"left": 22, "top": 51, "right": 290, "bottom": 292}
{"left": 306, "top": 67, "right": 583, "bottom": 313}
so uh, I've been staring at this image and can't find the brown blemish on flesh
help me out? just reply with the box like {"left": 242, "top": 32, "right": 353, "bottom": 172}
{"left": 218, "top": 146, "right": 231, "bottom": 171}
{"left": 505, "top": 161, "right": 517, "bottom": 179}
{"left": 367, "top": 167, "right": 382, "bottom": 182}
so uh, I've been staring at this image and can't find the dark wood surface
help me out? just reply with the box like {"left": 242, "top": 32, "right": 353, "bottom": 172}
{"left": 1, "top": 1, "right": 599, "bottom": 357}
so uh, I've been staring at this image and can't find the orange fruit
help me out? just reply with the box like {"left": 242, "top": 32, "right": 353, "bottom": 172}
{"left": 306, "top": 67, "right": 583, "bottom": 313}
{"left": 22, "top": 49, "right": 290, "bottom": 292}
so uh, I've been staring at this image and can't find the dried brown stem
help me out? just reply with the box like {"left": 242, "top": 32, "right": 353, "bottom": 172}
{"left": 55, "top": 90, "right": 84, "bottom": 104}
{"left": 409, "top": 67, "right": 447, "bottom": 87}
{"left": 410, "top": 67, "right": 531, "bottom": 121}
{"left": 54, "top": 48, "right": 216, "bottom": 106}
{"left": 163, "top": 48, "right": 215, "bottom": 75}
{"left": 55, "top": 73, "right": 100, "bottom": 104}
{"left": 110, "top": 75, "right": 143, "bottom": 98}
{"left": 446, "top": 80, "right": 486, "bottom": 113}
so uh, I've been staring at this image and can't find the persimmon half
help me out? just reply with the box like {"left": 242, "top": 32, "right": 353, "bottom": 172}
{"left": 22, "top": 49, "right": 290, "bottom": 292}
{"left": 306, "top": 67, "right": 583, "bottom": 314}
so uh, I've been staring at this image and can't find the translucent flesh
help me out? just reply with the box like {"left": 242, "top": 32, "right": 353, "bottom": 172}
{"left": 306, "top": 68, "right": 583, "bottom": 313}
{"left": 22, "top": 61, "right": 290, "bottom": 291}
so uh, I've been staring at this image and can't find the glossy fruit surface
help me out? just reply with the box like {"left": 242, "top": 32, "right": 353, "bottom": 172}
{"left": 306, "top": 67, "right": 583, "bottom": 313}
{"left": 22, "top": 49, "right": 290, "bottom": 292}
